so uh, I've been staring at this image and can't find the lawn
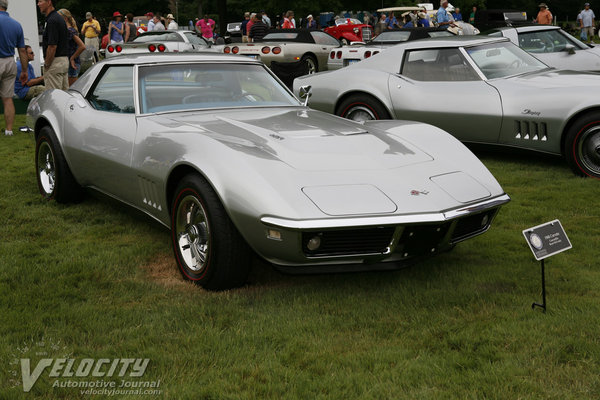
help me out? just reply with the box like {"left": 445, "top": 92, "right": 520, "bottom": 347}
{"left": 1, "top": 115, "right": 599, "bottom": 399}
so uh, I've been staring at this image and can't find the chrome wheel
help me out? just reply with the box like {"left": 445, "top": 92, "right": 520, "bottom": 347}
{"left": 345, "top": 105, "right": 376, "bottom": 122}
{"left": 304, "top": 57, "right": 317, "bottom": 74}
{"left": 37, "top": 141, "right": 56, "bottom": 196}
{"left": 175, "top": 195, "right": 211, "bottom": 273}
{"left": 577, "top": 125, "right": 600, "bottom": 175}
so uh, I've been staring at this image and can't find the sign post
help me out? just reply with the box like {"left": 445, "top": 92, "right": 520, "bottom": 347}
{"left": 522, "top": 219, "right": 572, "bottom": 312}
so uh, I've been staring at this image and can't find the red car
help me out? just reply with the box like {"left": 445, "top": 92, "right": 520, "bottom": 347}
{"left": 324, "top": 18, "right": 374, "bottom": 44}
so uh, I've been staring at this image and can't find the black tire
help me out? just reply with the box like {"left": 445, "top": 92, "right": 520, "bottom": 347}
{"left": 301, "top": 54, "right": 318, "bottom": 74}
{"left": 171, "top": 174, "right": 251, "bottom": 290}
{"left": 336, "top": 94, "right": 391, "bottom": 122}
{"left": 564, "top": 113, "right": 600, "bottom": 178}
{"left": 35, "top": 126, "right": 83, "bottom": 203}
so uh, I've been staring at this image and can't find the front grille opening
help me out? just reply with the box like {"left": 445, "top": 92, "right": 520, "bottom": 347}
{"left": 302, "top": 226, "right": 395, "bottom": 257}
{"left": 397, "top": 223, "right": 451, "bottom": 258}
{"left": 451, "top": 209, "right": 497, "bottom": 243}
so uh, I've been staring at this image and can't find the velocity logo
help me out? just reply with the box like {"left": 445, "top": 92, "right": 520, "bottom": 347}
{"left": 20, "top": 358, "right": 150, "bottom": 392}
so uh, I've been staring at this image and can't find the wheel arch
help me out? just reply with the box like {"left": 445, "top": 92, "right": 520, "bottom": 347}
{"left": 33, "top": 117, "right": 53, "bottom": 142}
{"left": 166, "top": 163, "right": 217, "bottom": 215}
{"left": 560, "top": 106, "right": 600, "bottom": 156}
{"left": 301, "top": 52, "right": 318, "bottom": 70}
{"left": 334, "top": 90, "right": 394, "bottom": 119}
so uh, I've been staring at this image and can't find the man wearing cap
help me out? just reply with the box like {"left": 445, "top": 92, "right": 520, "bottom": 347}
{"left": 38, "top": 0, "right": 69, "bottom": 91}
{"left": 166, "top": 14, "right": 178, "bottom": 30}
{"left": 535, "top": 3, "right": 553, "bottom": 25}
{"left": 81, "top": 12, "right": 101, "bottom": 51}
{"left": 306, "top": 14, "right": 317, "bottom": 30}
{"left": 146, "top": 12, "right": 155, "bottom": 31}
{"left": 578, "top": 3, "right": 596, "bottom": 42}
{"left": 0, "top": 0, "right": 28, "bottom": 136}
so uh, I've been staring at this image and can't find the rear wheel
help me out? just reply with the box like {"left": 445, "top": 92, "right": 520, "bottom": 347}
{"left": 301, "top": 54, "right": 318, "bottom": 74}
{"left": 336, "top": 94, "right": 391, "bottom": 122}
{"left": 171, "top": 174, "right": 251, "bottom": 290}
{"left": 35, "top": 126, "right": 83, "bottom": 203}
{"left": 564, "top": 113, "right": 600, "bottom": 178}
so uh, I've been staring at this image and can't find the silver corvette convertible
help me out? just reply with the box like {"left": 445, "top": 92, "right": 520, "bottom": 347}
{"left": 28, "top": 53, "right": 509, "bottom": 290}
{"left": 295, "top": 36, "right": 600, "bottom": 178}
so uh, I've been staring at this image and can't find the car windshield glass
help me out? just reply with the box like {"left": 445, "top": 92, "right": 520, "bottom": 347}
{"left": 183, "top": 32, "right": 207, "bottom": 46}
{"left": 518, "top": 29, "right": 587, "bottom": 53}
{"left": 139, "top": 63, "right": 299, "bottom": 114}
{"left": 372, "top": 31, "right": 411, "bottom": 43}
{"left": 335, "top": 18, "right": 361, "bottom": 25}
{"left": 428, "top": 31, "right": 454, "bottom": 38}
{"left": 262, "top": 32, "right": 298, "bottom": 41}
{"left": 134, "top": 32, "right": 183, "bottom": 43}
{"left": 466, "top": 42, "right": 547, "bottom": 79}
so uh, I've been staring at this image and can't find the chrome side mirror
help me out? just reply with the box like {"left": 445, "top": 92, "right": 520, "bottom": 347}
{"left": 299, "top": 85, "right": 312, "bottom": 107}
{"left": 564, "top": 45, "right": 576, "bottom": 55}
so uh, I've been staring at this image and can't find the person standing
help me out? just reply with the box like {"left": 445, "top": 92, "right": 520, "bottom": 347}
{"left": 241, "top": 12, "right": 251, "bottom": 41}
{"left": 0, "top": 0, "right": 27, "bottom": 136}
{"left": 197, "top": 15, "right": 215, "bottom": 43}
{"left": 469, "top": 6, "right": 477, "bottom": 24}
{"left": 124, "top": 13, "right": 137, "bottom": 42}
{"left": 38, "top": 0, "right": 69, "bottom": 92}
{"left": 578, "top": 3, "right": 596, "bottom": 42}
{"left": 247, "top": 13, "right": 256, "bottom": 35}
{"left": 146, "top": 12, "right": 155, "bottom": 31}
{"left": 452, "top": 7, "right": 463, "bottom": 21}
{"left": 152, "top": 14, "right": 165, "bottom": 31}
{"left": 15, "top": 46, "right": 44, "bottom": 101}
{"left": 249, "top": 13, "right": 269, "bottom": 41}
{"left": 166, "top": 14, "right": 178, "bottom": 30}
{"left": 437, "top": 0, "right": 454, "bottom": 29}
{"left": 58, "top": 8, "right": 85, "bottom": 86}
{"left": 306, "top": 14, "right": 317, "bottom": 30}
{"left": 535, "top": 3, "right": 553, "bottom": 25}
{"left": 81, "top": 12, "right": 100, "bottom": 51}
{"left": 282, "top": 11, "right": 294, "bottom": 29}
{"left": 108, "top": 12, "right": 124, "bottom": 43}
{"left": 262, "top": 11, "right": 271, "bottom": 28}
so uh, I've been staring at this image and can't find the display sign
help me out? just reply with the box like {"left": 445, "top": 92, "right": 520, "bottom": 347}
{"left": 522, "top": 219, "right": 572, "bottom": 261}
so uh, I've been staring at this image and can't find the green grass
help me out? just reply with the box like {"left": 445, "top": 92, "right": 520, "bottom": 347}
{"left": 1, "top": 115, "right": 600, "bottom": 399}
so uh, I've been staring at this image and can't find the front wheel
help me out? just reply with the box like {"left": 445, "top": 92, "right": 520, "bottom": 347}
{"left": 35, "top": 126, "right": 83, "bottom": 203}
{"left": 171, "top": 174, "right": 251, "bottom": 290}
{"left": 564, "top": 114, "right": 600, "bottom": 178}
{"left": 336, "top": 94, "right": 391, "bottom": 122}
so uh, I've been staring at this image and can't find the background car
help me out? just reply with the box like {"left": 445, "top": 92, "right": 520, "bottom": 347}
{"left": 323, "top": 17, "right": 374, "bottom": 44}
{"left": 295, "top": 36, "right": 600, "bottom": 178}
{"left": 488, "top": 25, "right": 600, "bottom": 72}
{"left": 223, "top": 29, "right": 341, "bottom": 74}
{"left": 328, "top": 27, "right": 454, "bottom": 70}
{"left": 105, "top": 30, "right": 215, "bottom": 58}
{"left": 28, "top": 53, "right": 509, "bottom": 290}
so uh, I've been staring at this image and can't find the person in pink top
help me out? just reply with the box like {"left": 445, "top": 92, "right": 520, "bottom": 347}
{"left": 196, "top": 14, "right": 215, "bottom": 42}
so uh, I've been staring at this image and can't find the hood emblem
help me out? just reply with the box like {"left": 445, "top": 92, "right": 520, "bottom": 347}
{"left": 410, "top": 190, "right": 429, "bottom": 196}
{"left": 522, "top": 109, "right": 541, "bottom": 116}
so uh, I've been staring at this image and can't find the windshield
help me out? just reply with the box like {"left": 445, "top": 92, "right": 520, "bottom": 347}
{"left": 335, "top": 18, "right": 361, "bottom": 25}
{"left": 133, "top": 32, "right": 183, "bottom": 43}
{"left": 183, "top": 32, "right": 208, "bottom": 46}
{"left": 518, "top": 28, "right": 588, "bottom": 52}
{"left": 138, "top": 63, "right": 299, "bottom": 114}
{"left": 466, "top": 42, "right": 548, "bottom": 79}
{"left": 372, "top": 31, "right": 411, "bottom": 43}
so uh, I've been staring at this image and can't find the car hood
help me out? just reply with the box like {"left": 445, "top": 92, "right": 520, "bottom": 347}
{"left": 160, "top": 108, "right": 434, "bottom": 172}
{"left": 491, "top": 69, "right": 600, "bottom": 89}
